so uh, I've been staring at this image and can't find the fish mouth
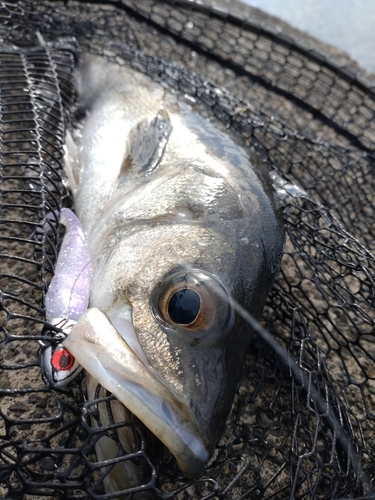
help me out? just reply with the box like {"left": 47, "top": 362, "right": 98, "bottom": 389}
{"left": 63, "top": 307, "right": 209, "bottom": 478}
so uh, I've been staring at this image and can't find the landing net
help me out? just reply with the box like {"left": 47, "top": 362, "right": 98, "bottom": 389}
{"left": 0, "top": 1, "right": 374, "bottom": 498}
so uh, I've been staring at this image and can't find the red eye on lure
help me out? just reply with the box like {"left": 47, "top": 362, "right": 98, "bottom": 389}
{"left": 41, "top": 340, "right": 83, "bottom": 388}
{"left": 40, "top": 315, "right": 84, "bottom": 389}
{"left": 51, "top": 347, "right": 75, "bottom": 371}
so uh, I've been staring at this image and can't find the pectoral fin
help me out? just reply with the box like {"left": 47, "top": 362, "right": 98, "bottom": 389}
{"left": 120, "top": 110, "right": 172, "bottom": 177}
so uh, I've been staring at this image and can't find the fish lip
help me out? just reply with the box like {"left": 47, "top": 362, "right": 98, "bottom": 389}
{"left": 63, "top": 306, "right": 209, "bottom": 478}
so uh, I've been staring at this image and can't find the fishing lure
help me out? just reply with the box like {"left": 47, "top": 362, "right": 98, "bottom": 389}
{"left": 40, "top": 208, "right": 92, "bottom": 388}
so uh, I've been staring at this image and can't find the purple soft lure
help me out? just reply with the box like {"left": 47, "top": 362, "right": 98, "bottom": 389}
{"left": 46, "top": 208, "right": 92, "bottom": 321}
{"left": 41, "top": 208, "right": 92, "bottom": 388}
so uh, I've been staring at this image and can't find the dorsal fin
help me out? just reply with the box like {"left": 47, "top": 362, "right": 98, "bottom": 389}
{"left": 120, "top": 109, "right": 172, "bottom": 177}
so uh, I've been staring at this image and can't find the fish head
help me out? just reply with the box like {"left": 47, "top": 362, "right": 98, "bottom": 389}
{"left": 65, "top": 162, "right": 283, "bottom": 477}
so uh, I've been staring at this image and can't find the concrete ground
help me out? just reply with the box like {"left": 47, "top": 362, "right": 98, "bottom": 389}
{"left": 204, "top": 0, "right": 375, "bottom": 76}
{"left": 241, "top": 0, "right": 375, "bottom": 74}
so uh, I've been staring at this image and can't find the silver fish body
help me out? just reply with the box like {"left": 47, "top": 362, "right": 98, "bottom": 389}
{"left": 64, "top": 54, "right": 284, "bottom": 479}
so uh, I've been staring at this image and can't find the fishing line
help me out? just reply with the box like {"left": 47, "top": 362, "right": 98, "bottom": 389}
{"left": 179, "top": 261, "right": 362, "bottom": 483}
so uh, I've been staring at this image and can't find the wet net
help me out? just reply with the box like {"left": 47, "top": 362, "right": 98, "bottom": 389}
{"left": 0, "top": 1, "right": 375, "bottom": 498}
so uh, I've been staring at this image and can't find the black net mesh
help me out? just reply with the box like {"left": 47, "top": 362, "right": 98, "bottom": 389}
{"left": 0, "top": 1, "right": 375, "bottom": 498}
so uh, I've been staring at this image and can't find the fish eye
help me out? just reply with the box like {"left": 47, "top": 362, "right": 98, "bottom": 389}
{"left": 167, "top": 288, "right": 201, "bottom": 326}
{"left": 158, "top": 281, "right": 210, "bottom": 330}
{"left": 152, "top": 269, "right": 233, "bottom": 334}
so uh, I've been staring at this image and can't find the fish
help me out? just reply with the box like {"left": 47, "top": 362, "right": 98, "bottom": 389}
{"left": 60, "top": 53, "right": 284, "bottom": 483}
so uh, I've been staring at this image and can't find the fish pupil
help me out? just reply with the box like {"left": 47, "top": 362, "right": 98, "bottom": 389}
{"left": 168, "top": 288, "right": 200, "bottom": 325}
